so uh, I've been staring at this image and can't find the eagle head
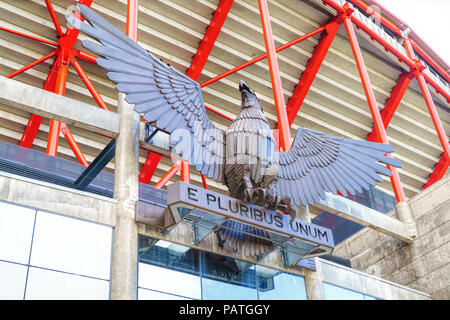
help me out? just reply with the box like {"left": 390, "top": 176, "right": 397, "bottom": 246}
{"left": 239, "top": 80, "right": 262, "bottom": 111}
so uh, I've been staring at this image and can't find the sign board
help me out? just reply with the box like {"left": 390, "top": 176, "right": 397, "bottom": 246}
{"left": 166, "top": 182, "right": 335, "bottom": 259}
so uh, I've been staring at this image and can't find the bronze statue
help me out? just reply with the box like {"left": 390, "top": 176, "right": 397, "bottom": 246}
{"left": 67, "top": 5, "right": 402, "bottom": 255}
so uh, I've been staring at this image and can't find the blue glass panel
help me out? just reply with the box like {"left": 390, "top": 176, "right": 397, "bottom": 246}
{"left": 323, "top": 283, "right": 364, "bottom": 300}
{"left": 0, "top": 261, "right": 27, "bottom": 299}
{"left": 201, "top": 252, "right": 257, "bottom": 300}
{"left": 256, "top": 265, "right": 307, "bottom": 300}
{"left": 312, "top": 187, "right": 396, "bottom": 245}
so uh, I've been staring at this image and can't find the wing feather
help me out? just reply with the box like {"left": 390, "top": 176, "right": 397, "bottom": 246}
{"left": 275, "top": 127, "right": 402, "bottom": 207}
{"left": 68, "top": 4, "right": 225, "bottom": 183}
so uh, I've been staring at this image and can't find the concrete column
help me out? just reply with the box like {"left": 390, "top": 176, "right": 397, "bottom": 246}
{"left": 110, "top": 93, "right": 140, "bottom": 300}
{"left": 395, "top": 201, "right": 418, "bottom": 240}
{"left": 296, "top": 205, "right": 326, "bottom": 300}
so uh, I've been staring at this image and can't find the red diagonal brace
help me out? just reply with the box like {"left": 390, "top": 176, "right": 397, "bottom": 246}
{"left": 343, "top": 5, "right": 406, "bottom": 202}
{"left": 46, "top": 61, "right": 68, "bottom": 156}
{"left": 70, "top": 56, "right": 109, "bottom": 111}
{"left": 139, "top": 151, "right": 162, "bottom": 184}
{"left": 19, "top": 52, "right": 62, "bottom": 148}
{"left": 6, "top": 50, "right": 57, "bottom": 79}
{"left": 178, "top": 1, "right": 234, "bottom": 187}
{"left": 44, "top": 0, "right": 63, "bottom": 37}
{"left": 187, "top": 0, "right": 234, "bottom": 81}
{"left": 258, "top": 0, "right": 291, "bottom": 151}
{"left": 285, "top": 18, "right": 341, "bottom": 126}
{"left": 60, "top": 123, "right": 88, "bottom": 166}
{"left": 63, "top": 0, "right": 94, "bottom": 48}
{"left": 403, "top": 38, "right": 450, "bottom": 163}
{"left": 423, "top": 152, "right": 449, "bottom": 189}
{"left": 200, "top": 26, "right": 324, "bottom": 88}
{"left": 154, "top": 161, "right": 182, "bottom": 189}
{"left": 367, "top": 71, "right": 414, "bottom": 142}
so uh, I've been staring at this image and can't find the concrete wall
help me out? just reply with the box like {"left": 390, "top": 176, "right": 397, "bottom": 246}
{"left": 334, "top": 175, "right": 450, "bottom": 299}
{"left": 0, "top": 170, "right": 432, "bottom": 300}
{"left": 320, "top": 259, "right": 430, "bottom": 300}
{"left": 0, "top": 171, "right": 116, "bottom": 226}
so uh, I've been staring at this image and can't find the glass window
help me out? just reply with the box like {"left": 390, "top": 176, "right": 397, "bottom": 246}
{"left": 0, "top": 202, "right": 35, "bottom": 264}
{"left": 201, "top": 252, "right": 257, "bottom": 300}
{"left": 138, "top": 262, "right": 201, "bottom": 299}
{"left": 138, "top": 235, "right": 307, "bottom": 301}
{"left": 323, "top": 283, "right": 365, "bottom": 300}
{"left": 0, "top": 261, "right": 28, "bottom": 300}
{"left": 201, "top": 277, "right": 257, "bottom": 300}
{"left": 30, "top": 211, "right": 112, "bottom": 280}
{"left": 25, "top": 267, "right": 109, "bottom": 300}
{"left": 138, "top": 288, "right": 193, "bottom": 300}
{"left": 256, "top": 265, "right": 307, "bottom": 300}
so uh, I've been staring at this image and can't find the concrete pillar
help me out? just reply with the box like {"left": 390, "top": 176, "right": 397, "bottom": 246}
{"left": 296, "top": 205, "right": 326, "bottom": 300}
{"left": 395, "top": 201, "right": 418, "bottom": 240}
{"left": 110, "top": 93, "right": 140, "bottom": 300}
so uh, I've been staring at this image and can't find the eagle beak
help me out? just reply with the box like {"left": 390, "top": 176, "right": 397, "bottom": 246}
{"left": 239, "top": 80, "right": 251, "bottom": 94}
{"left": 239, "top": 80, "right": 254, "bottom": 103}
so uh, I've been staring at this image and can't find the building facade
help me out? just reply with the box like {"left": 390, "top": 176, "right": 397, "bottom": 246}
{"left": 0, "top": 0, "right": 448, "bottom": 300}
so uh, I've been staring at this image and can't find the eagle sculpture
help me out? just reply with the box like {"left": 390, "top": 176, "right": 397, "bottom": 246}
{"left": 67, "top": 5, "right": 402, "bottom": 256}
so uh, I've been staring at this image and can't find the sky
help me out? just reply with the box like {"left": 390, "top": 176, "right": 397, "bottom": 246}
{"left": 378, "top": 0, "right": 450, "bottom": 66}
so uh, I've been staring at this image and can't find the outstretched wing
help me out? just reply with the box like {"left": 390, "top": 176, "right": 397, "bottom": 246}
{"left": 66, "top": 4, "right": 225, "bottom": 182}
{"left": 275, "top": 127, "right": 402, "bottom": 207}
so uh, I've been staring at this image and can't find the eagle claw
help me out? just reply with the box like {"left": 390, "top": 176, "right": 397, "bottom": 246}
{"left": 244, "top": 188, "right": 254, "bottom": 202}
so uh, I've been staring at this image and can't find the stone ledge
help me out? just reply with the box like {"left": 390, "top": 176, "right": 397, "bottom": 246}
{"left": 320, "top": 258, "right": 431, "bottom": 300}
{"left": 0, "top": 171, "right": 116, "bottom": 226}
{"left": 317, "top": 193, "right": 413, "bottom": 243}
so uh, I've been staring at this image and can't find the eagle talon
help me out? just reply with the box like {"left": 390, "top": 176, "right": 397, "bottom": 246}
{"left": 254, "top": 187, "right": 267, "bottom": 206}
{"left": 244, "top": 188, "right": 254, "bottom": 202}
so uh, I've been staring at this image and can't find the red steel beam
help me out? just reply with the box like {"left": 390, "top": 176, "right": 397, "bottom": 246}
{"left": 46, "top": 62, "right": 68, "bottom": 156}
{"left": 201, "top": 174, "right": 208, "bottom": 189}
{"left": 73, "top": 49, "right": 98, "bottom": 64}
{"left": 125, "top": 0, "right": 173, "bottom": 186}
{"left": 187, "top": 0, "right": 234, "bottom": 81}
{"left": 422, "top": 72, "right": 450, "bottom": 104}
{"left": 154, "top": 161, "right": 182, "bottom": 189}
{"left": 348, "top": 0, "right": 402, "bottom": 34}
{"left": 284, "top": 18, "right": 341, "bottom": 126}
{"left": 60, "top": 123, "right": 88, "bottom": 166}
{"left": 62, "top": 0, "right": 94, "bottom": 49}
{"left": 367, "top": 71, "right": 414, "bottom": 142}
{"left": 19, "top": 51, "right": 63, "bottom": 148}
{"left": 0, "top": 25, "right": 97, "bottom": 66}
{"left": 70, "top": 56, "right": 110, "bottom": 111}
{"left": 322, "top": 0, "right": 414, "bottom": 70}
{"left": 139, "top": 151, "right": 162, "bottom": 184}
{"left": 258, "top": 0, "right": 291, "bottom": 151}
{"left": 323, "top": 0, "right": 449, "bottom": 105}
{"left": 6, "top": 50, "right": 57, "bottom": 79}
{"left": 200, "top": 26, "right": 324, "bottom": 88}
{"left": 415, "top": 71, "right": 450, "bottom": 160}
{"left": 185, "top": 1, "right": 234, "bottom": 186}
{"left": 9, "top": 1, "right": 94, "bottom": 167}
{"left": 0, "top": 26, "right": 59, "bottom": 47}
{"left": 343, "top": 8, "right": 406, "bottom": 202}
{"left": 349, "top": 0, "right": 450, "bottom": 83}
{"left": 410, "top": 40, "right": 450, "bottom": 83}
{"left": 19, "top": 115, "right": 44, "bottom": 148}
{"left": 46, "top": 119, "right": 61, "bottom": 156}
{"left": 423, "top": 153, "right": 449, "bottom": 189}
{"left": 403, "top": 38, "right": 450, "bottom": 163}
{"left": 44, "top": 0, "right": 63, "bottom": 38}
{"left": 180, "top": 161, "right": 190, "bottom": 183}
{"left": 126, "top": 0, "right": 139, "bottom": 42}
{"left": 199, "top": 27, "right": 326, "bottom": 126}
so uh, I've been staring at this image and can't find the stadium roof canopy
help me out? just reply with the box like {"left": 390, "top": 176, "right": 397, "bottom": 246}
{"left": 0, "top": 0, "right": 448, "bottom": 202}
